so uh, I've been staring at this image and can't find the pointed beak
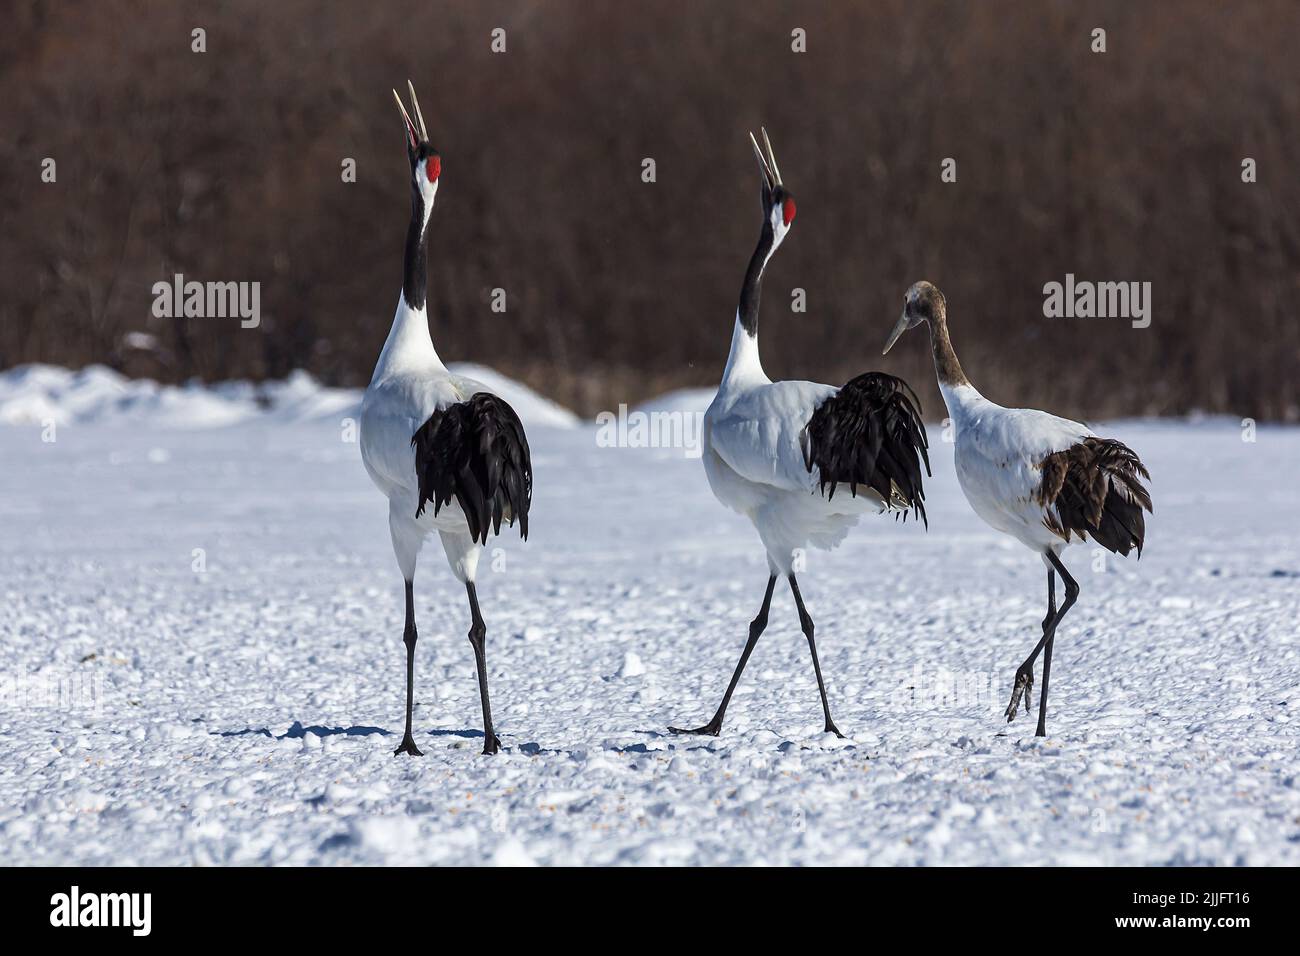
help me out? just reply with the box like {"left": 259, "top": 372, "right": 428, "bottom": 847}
{"left": 748, "top": 127, "right": 785, "bottom": 190}
{"left": 760, "top": 127, "right": 783, "bottom": 186}
{"left": 393, "top": 88, "right": 419, "bottom": 148}
{"left": 883, "top": 313, "right": 910, "bottom": 355}
{"left": 406, "top": 79, "right": 430, "bottom": 140}
{"left": 393, "top": 81, "right": 430, "bottom": 148}
{"left": 748, "top": 131, "right": 776, "bottom": 189}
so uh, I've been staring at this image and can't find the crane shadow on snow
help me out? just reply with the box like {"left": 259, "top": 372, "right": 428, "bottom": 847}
{"left": 607, "top": 731, "right": 675, "bottom": 755}
{"left": 422, "top": 733, "right": 563, "bottom": 755}
{"left": 214, "top": 722, "right": 510, "bottom": 744}
{"left": 216, "top": 720, "right": 391, "bottom": 740}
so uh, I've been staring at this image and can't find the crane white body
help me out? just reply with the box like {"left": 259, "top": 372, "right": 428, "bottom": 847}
{"left": 360, "top": 294, "right": 493, "bottom": 583}
{"left": 703, "top": 317, "right": 889, "bottom": 573}
{"left": 939, "top": 381, "right": 1092, "bottom": 556}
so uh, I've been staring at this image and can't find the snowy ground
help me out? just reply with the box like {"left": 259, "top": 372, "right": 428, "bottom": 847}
{"left": 1, "top": 369, "right": 1298, "bottom": 865}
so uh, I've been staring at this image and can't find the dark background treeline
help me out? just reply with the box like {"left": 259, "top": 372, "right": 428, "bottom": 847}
{"left": 2, "top": 0, "right": 1297, "bottom": 420}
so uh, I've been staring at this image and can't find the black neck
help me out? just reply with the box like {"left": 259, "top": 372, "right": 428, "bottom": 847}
{"left": 737, "top": 221, "right": 775, "bottom": 337}
{"left": 402, "top": 186, "right": 428, "bottom": 311}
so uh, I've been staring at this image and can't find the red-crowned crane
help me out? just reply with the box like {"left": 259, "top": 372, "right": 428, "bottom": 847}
{"left": 359, "top": 83, "right": 532, "bottom": 756}
{"left": 883, "top": 281, "right": 1153, "bottom": 737}
{"left": 669, "top": 131, "right": 930, "bottom": 739}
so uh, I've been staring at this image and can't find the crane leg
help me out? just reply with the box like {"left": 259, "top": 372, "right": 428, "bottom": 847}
{"left": 394, "top": 579, "right": 423, "bottom": 756}
{"left": 670, "top": 575, "right": 776, "bottom": 737}
{"left": 788, "top": 575, "right": 844, "bottom": 738}
{"left": 1035, "top": 552, "right": 1079, "bottom": 737}
{"left": 465, "top": 582, "right": 502, "bottom": 755}
{"left": 1005, "top": 569, "right": 1055, "bottom": 722}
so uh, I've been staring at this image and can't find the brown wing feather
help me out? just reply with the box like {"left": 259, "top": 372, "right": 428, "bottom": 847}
{"left": 1037, "top": 437, "right": 1152, "bottom": 555}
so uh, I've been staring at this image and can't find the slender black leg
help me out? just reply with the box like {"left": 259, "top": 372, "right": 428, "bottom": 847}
{"left": 670, "top": 576, "right": 776, "bottom": 737}
{"left": 394, "top": 579, "right": 423, "bottom": 756}
{"left": 1042, "top": 569, "right": 1058, "bottom": 635}
{"left": 1005, "top": 569, "right": 1055, "bottom": 722}
{"left": 465, "top": 582, "right": 501, "bottom": 755}
{"left": 788, "top": 575, "right": 844, "bottom": 738}
{"left": 1036, "top": 552, "right": 1079, "bottom": 737}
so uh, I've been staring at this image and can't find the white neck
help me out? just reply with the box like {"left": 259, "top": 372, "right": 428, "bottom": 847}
{"left": 719, "top": 313, "right": 769, "bottom": 393}
{"left": 938, "top": 380, "right": 990, "bottom": 431}
{"left": 371, "top": 293, "right": 445, "bottom": 383}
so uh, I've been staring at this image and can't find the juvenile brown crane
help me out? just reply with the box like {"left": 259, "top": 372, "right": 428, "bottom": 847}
{"left": 884, "top": 281, "right": 1152, "bottom": 736}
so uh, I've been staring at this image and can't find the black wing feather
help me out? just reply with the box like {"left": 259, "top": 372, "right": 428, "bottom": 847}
{"left": 800, "top": 372, "right": 931, "bottom": 526}
{"left": 411, "top": 393, "right": 533, "bottom": 545}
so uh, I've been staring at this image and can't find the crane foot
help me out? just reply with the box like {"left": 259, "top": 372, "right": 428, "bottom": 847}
{"left": 1004, "top": 668, "right": 1033, "bottom": 723}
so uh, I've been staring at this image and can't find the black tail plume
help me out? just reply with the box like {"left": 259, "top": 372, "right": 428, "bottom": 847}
{"left": 411, "top": 393, "right": 533, "bottom": 545}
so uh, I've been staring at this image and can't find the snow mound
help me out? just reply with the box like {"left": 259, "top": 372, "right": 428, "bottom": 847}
{"left": 0, "top": 363, "right": 577, "bottom": 430}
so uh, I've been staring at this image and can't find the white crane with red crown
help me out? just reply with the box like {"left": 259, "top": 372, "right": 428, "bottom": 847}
{"left": 669, "top": 130, "right": 931, "bottom": 739}
{"left": 359, "top": 83, "right": 532, "bottom": 757}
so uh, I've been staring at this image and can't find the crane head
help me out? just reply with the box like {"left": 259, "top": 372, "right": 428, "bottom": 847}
{"left": 885, "top": 281, "right": 947, "bottom": 354}
{"left": 749, "top": 127, "right": 796, "bottom": 248}
{"left": 393, "top": 81, "right": 441, "bottom": 199}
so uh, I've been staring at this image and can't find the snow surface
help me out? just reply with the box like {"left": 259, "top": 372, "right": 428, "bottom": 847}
{"left": 0, "top": 369, "right": 1298, "bottom": 865}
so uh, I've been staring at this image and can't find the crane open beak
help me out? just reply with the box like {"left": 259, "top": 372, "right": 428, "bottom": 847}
{"left": 392, "top": 80, "right": 430, "bottom": 147}
{"left": 406, "top": 80, "right": 429, "bottom": 140}
{"left": 392, "top": 89, "right": 418, "bottom": 147}
{"left": 882, "top": 313, "right": 909, "bottom": 355}
{"left": 748, "top": 127, "right": 782, "bottom": 189}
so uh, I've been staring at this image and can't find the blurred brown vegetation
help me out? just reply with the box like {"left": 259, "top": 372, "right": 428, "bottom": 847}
{"left": 2, "top": 0, "right": 1297, "bottom": 420}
